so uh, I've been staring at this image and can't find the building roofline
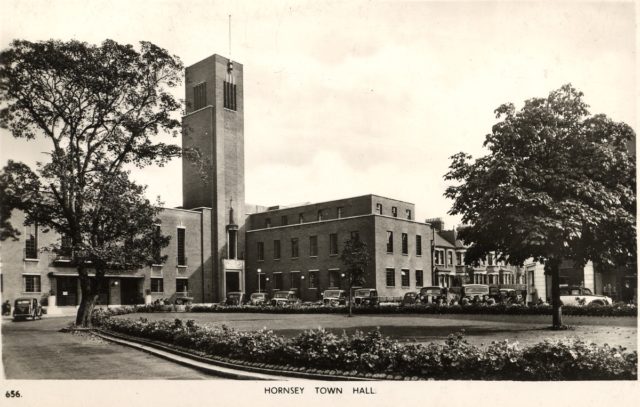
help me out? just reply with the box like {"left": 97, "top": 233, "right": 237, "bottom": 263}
{"left": 247, "top": 213, "right": 430, "bottom": 233}
{"left": 249, "top": 194, "right": 416, "bottom": 215}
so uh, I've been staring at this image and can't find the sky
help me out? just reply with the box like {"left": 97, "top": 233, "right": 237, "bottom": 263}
{"left": 0, "top": 0, "right": 636, "bottom": 228}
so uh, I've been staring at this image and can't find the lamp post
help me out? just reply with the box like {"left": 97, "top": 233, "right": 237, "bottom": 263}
{"left": 257, "top": 268, "right": 262, "bottom": 293}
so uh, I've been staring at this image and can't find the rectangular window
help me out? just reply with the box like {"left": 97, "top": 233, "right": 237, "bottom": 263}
{"left": 273, "top": 240, "right": 281, "bottom": 260}
{"left": 337, "top": 207, "right": 343, "bottom": 218}
{"left": 350, "top": 231, "right": 360, "bottom": 241}
{"left": 24, "top": 228, "right": 38, "bottom": 259}
{"left": 401, "top": 269, "right": 410, "bottom": 287}
{"left": 401, "top": 233, "right": 408, "bottom": 254}
{"left": 223, "top": 80, "right": 237, "bottom": 110}
{"left": 386, "top": 231, "right": 393, "bottom": 253}
{"left": 456, "top": 252, "right": 463, "bottom": 265}
{"left": 193, "top": 82, "right": 207, "bottom": 110}
{"left": 406, "top": 209, "right": 412, "bottom": 220}
{"left": 299, "top": 213, "right": 304, "bottom": 223}
{"left": 290, "top": 272, "right": 301, "bottom": 290}
{"left": 415, "top": 270, "right": 424, "bottom": 287}
{"left": 317, "top": 210, "right": 323, "bottom": 221}
{"left": 329, "top": 233, "right": 338, "bottom": 255}
{"left": 151, "top": 278, "right": 164, "bottom": 293}
{"left": 265, "top": 218, "right": 271, "bottom": 228}
{"left": 291, "top": 238, "right": 299, "bottom": 258}
{"left": 177, "top": 228, "right": 186, "bottom": 266}
{"left": 308, "top": 271, "right": 317, "bottom": 288}
{"left": 435, "top": 250, "right": 445, "bottom": 265}
{"left": 281, "top": 215, "right": 288, "bottom": 226}
{"left": 176, "top": 279, "right": 189, "bottom": 294}
{"left": 23, "top": 275, "right": 41, "bottom": 293}
{"left": 329, "top": 270, "right": 340, "bottom": 288}
{"left": 416, "top": 235, "right": 422, "bottom": 256}
{"left": 376, "top": 203, "right": 383, "bottom": 215}
{"left": 152, "top": 225, "right": 162, "bottom": 264}
{"left": 391, "top": 206, "right": 398, "bottom": 217}
{"left": 257, "top": 242, "right": 264, "bottom": 261}
{"left": 448, "top": 251, "right": 453, "bottom": 266}
{"left": 60, "top": 235, "right": 73, "bottom": 258}
{"left": 488, "top": 254, "right": 494, "bottom": 266}
{"left": 309, "top": 236, "right": 318, "bottom": 257}
{"left": 385, "top": 269, "right": 395, "bottom": 287}
{"left": 273, "top": 273, "right": 282, "bottom": 289}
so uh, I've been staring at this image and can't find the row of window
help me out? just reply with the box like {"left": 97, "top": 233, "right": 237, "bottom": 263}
{"left": 257, "top": 269, "right": 342, "bottom": 290}
{"left": 433, "top": 249, "right": 505, "bottom": 268}
{"left": 385, "top": 269, "right": 424, "bottom": 288}
{"left": 386, "top": 232, "right": 422, "bottom": 255}
{"left": 263, "top": 207, "right": 345, "bottom": 229}
{"left": 192, "top": 80, "right": 238, "bottom": 112}
{"left": 375, "top": 203, "right": 412, "bottom": 220}
{"left": 257, "top": 232, "right": 360, "bottom": 261}
{"left": 19, "top": 275, "right": 188, "bottom": 294}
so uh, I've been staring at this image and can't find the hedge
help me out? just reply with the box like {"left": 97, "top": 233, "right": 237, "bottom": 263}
{"left": 131, "top": 302, "right": 637, "bottom": 317}
{"left": 91, "top": 308, "right": 637, "bottom": 380}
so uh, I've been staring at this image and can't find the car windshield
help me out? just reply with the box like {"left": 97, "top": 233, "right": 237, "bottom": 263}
{"left": 464, "top": 285, "right": 489, "bottom": 295}
{"left": 405, "top": 293, "right": 416, "bottom": 297}
{"left": 16, "top": 300, "right": 30, "bottom": 305}
{"left": 354, "top": 290, "right": 372, "bottom": 297}
{"left": 274, "top": 292, "right": 289, "bottom": 298}
{"left": 251, "top": 293, "right": 265, "bottom": 299}
{"left": 324, "top": 290, "right": 342, "bottom": 298}
{"left": 422, "top": 288, "right": 441, "bottom": 295}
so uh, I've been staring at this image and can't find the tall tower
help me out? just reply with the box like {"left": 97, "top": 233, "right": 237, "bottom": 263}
{"left": 182, "top": 54, "right": 245, "bottom": 302}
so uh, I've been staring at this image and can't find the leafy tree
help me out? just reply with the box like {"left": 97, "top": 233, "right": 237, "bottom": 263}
{"left": 340, "top": 237, "right": 371, "bottom": 317}
{"left": 0, "top": 39, "right": 184, "bottom": 326}
{"left": 445, "top": 84, "right": 636, "bottom": 328}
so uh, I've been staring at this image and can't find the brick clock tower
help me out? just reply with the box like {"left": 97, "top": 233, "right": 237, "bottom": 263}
{"left": 182, "top": 54, "right": 245, "bottom": 302}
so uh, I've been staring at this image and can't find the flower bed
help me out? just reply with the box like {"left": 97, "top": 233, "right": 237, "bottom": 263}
{"left": 91, "top": 309, "right": 637, "bottom": 380}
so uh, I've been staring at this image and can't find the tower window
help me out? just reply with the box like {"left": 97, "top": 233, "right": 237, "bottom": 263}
{"left": 193, "top": 82, "right": 207, "bottom": 110}
{"left": 177, "top": 228, "right": 186, "bottom": 266}
{"left": 224, "top": 80, "right": 237, "bottom": 110}
{"left": 376, "top": 203, "right": 383, "bottom": 215}
{"left": 391, "top": 207, "right": 398, "bottom": 217}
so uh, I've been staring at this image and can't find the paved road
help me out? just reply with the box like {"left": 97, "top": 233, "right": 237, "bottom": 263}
{"left": 1, "top": 316, "right": 219, "bottom": 379}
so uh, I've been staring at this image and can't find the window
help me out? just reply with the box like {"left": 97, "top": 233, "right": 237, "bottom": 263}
{"left": 177, "top": 228, "right": 186, "bottom": 266}
{"left": 317, "top": 210, "right": 323, "bottom": 221}
{"left": 415, "top": 270, "right": 424, "bottom": 287}
{"left": 487, "top": 253, "right": 494, "bottom": 266}
{"left": 273, "top": 273, "right": 283, "bottom": 289}
{"left": 291, "top": 238, "right": 299, "bottom": 258}
{"left": 391, "top": 206, "right": 398, "bottom": 217}
{"left": 259, "top": 274, "right": 267, "bottom": 292}
{"left": 290, "top": 272, "right": 301, "bottom": 290}
{"left": 447, "top": 251, "right": 453, "bottom": 267}
{"left": 299, "top": 213, "right": 304, "bottom": 223}
{"left": 375, "top": 203, "right": 383, "bottom": 215}
{"left": 401, "top": 269, "right": 410, "bottom": 287}
{"left": 223, "top": 80, "right": 237, "bottom": 110}
{"left": 273, "top": 240, "right": 281, "bottom": 260}
{"left": 176, "top": 279, "right": 189, "bottom": 294}
{"left": 308, "top": 271, "right": 317, "bottom": 288}
{"left": 152, "top": 225, "right": 162, "bottom": 264}
{"left": 60, "top": 235, "right": 73, "bottom": 258}
{"left": 386, "top": 231, "right": 393, "bottom": 253}
{"left": 151, "top": 278, "right": 164, "bottom": 293}
{"left": 416, "top": 235, "right": 422, "bottom": 256}
{"left": 329, "top": 233, "right": 338, "bottom": 255}
{"left": 350, "top": 231, "right": 360, "bottom": 241}
{"left": 281, "top": 215, "right": 288, "bottom": 226}
{"left": 23, "top": 275, "right": 41, "bottom": 293}
{"left": 337, "top": 207, "right": 343, "bottom": 219}
{"left": 329, "top": 270, "right": 340, "bottom": 288}
{"left": 257, "top": 242, "right": 264, "bottom": 261}
{"left": 385, "top": 269, "right": 395, "bottom": 287}
{"left": 309, "top": 236, "right": 318, "bottom": 257}
{"left": 456, "top": 252, "right": 463, "bottom": 265}
{"left": 193, "top": 82, "right": 207, "bottom": 110}
{"left": 265, "top": 218, "right": 271, "bottom": 228}
{"left": 435, "top": 250, "right": 445, "bottom": 265}
{"left": 24, "top": 229, "right": 38, "bottom": 259}
{"left": 406, "top": 209, "right": 412, "bottom": 220}
{"left": 401, "top": 233, "right": 408, "bottom": 254}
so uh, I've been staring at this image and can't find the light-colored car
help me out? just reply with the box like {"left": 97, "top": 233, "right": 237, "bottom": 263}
{"left": 270, "top": 290, "right": 301, "bottom": 306}
{"left": 249, "top": 292, "right": 269, "bottom": 305}
{"left": 322, "top": 289, "right": 347, "bottom": 306}
{"left": 559, "top": 286, "right": 612, "bottom": 306}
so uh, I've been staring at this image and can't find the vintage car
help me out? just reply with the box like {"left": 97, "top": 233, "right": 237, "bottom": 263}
{"left": 461, "top": 284, "right": 490, "bottom": 302}
{"left": 322, "top": 289, "right": 347, "bottom": 306}
{"left": 419, "top": 286, "right": 445, "bottom": 304}
{"left": 225, "top": 291, "right": 245, "bottom": 306}
{"left": 249, "top": 292, "right": 269, "bottom": 305}
{"left": 270, "top": 290, "right": 301, "bottom": 306}
{"left": 559, "top": 286, "right": 612, "bottom": 306}
{"left": 353, "top": 288, "right": 379, "bottom": 307}
{"left": 401, "top": 291, "right": 419, "bottom": 305}
{"left": 12, "top": 298, "right": 43, "bottom": 321}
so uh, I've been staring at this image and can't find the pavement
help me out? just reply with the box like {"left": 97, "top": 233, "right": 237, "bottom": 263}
{"left": 1, "top": 316, "right": 220, "bottom": 379}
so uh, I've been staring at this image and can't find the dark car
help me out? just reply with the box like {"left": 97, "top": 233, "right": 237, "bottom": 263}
{"left": 270, "top": 290, "right": 300, "bottom": 306}
{"left": 225, "top": 291, "right": 245, "bottom": 306}
{"left": 401, "top": 292, "right": 419, "bottom": 305}
{"left": 322, "top": 289, "right": 347, "bottom": 306}
{"left": 12, "top": 298, "right": 42, "bottom": 321}
{"left": 353, "top": 288, "right": 379, "bottom": 307}
{"left": 419, "top": 286, "right": 444, "bottom": 304}
{"left": 249, "top": 292, "right": 269, "bottom": 305}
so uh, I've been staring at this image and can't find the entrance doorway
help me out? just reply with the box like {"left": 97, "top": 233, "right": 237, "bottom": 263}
{"left": 120, "top": 279, "right": 142, "bottom": 305}
{"left": 226, "top": 271, "right": 240, "bottom": 293}
{"left": 57, "top": 277, "right": 78, "bottom": 306}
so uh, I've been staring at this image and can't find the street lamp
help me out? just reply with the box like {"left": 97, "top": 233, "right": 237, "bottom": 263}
{"left": 257, "top": 268, "right": 262, "bottom": 292}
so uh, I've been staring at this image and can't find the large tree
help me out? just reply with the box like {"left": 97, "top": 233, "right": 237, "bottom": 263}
{"left": 445, "top": 84, "right": 636, "bottom": 328}
{"left": 0, "top": 39, "right": 184, "bottom": 326}
{"left": 340, "top": 237, "right": 371, "bottom": 317}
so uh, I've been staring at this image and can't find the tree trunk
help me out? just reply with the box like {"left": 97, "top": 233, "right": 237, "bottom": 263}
{"left": 75, "top": 271, "right": 99, "bottom": 327}
{"left": 549, "top": 258, "right": 563, "bottom": 329}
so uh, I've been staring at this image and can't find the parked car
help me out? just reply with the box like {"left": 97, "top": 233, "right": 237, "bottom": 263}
{"left": 419, "top": 286, "right": 445, "bottom": 304}
{"left": 249, "top": 292, "right": 269, "bottom": 305}
{"left": 270, "top": 290, "right": 301, "bottom": 306}
{"left": 12, "top": 298, "right": 42, "bottom": 321}
{"left": 401, "top": 291, "right": 419, "bottom": 305}
{"left": 559, "top": 286, "right": 612, "bottom": 306}
{"left": 225, "top": 291, "right": 245, "bottom": 306}
{"left": 322, "top": 289, "right": 347, "bottom": 306}
{"left": 461, "top": 284, "right": 490, "bottom": 302}
{"left": 353, "top": 288, "right": 379, "bottom": 307}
